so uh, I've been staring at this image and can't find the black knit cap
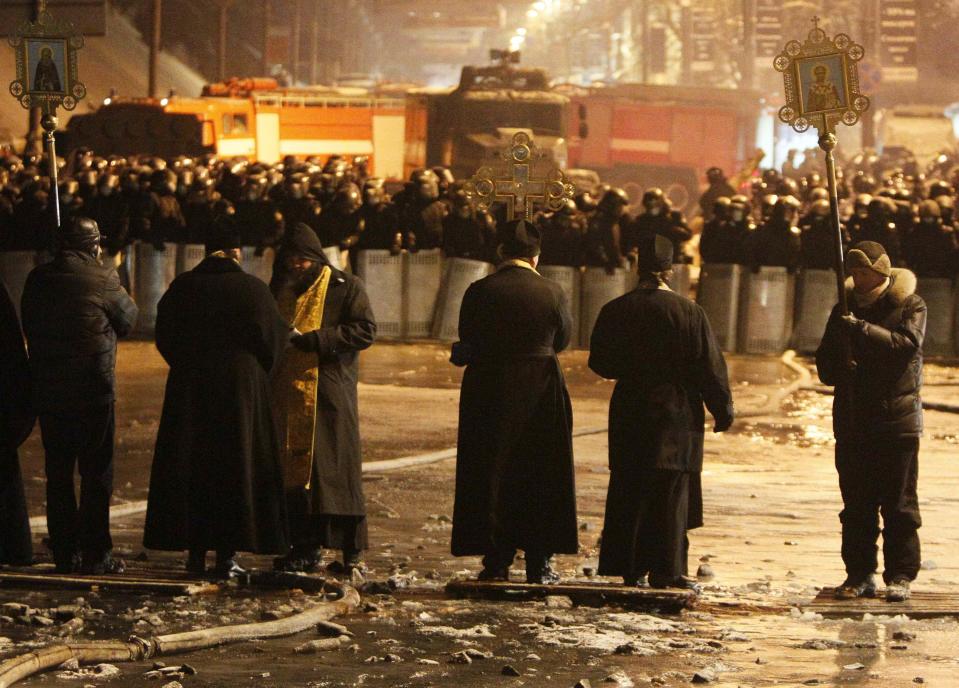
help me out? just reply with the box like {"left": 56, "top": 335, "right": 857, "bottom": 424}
{"left": 638, "top": 234, "right": 674, "bottom": 273}
{"left": 59, "top": 216, "right": 100, "bottom": 253}
{"left": 497, "top": 218, "right": 541, "bottom": 258}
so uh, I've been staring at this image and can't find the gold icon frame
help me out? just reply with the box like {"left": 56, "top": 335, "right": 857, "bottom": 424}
{"left": 774, "top": 21, "right": 870, "bottom": 135}
{"left": 8, "top": 9, "right": 86, "bottom": 114}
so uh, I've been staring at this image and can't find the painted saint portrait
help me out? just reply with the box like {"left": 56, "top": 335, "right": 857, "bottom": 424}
{"left": 798, "top": 54, "right": 847, "bottom": 115}
{"left": 26, "top": 40, "right": 67, "bottom": 95}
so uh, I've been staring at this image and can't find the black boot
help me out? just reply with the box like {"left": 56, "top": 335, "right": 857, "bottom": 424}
{"left": 274, "top": 547, "right": 323, "bottom": 573}
{"left": 213, "top": 551, "right": 247, "bottom": 580}
{"left": 80, "top": 551, "right": 125, "bottom": 576}
{"left": 343, "top": 548, "right": 366, "bottom": 574}
{"left": 53, "top": 551, "right": 80, "bottom": 575}
{"left": 478, "top": 550, "right": 513, "bottom": 581}
{"left": 526, "top": 554, "right": 560, "bottom": 585}
{"left": 186, "top": 550, "right": 206, "bottom": 575}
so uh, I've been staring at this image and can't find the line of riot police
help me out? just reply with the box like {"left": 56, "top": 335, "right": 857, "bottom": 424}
{"left": 697, "top": 160, "right": 959, "bottom": 279}
{"left": 0, "top": 149, "right": 505, "bottom": 272}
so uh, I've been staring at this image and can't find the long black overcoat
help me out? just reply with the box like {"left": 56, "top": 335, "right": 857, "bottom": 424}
{"left": 451, "top": 264, "right": 578, "bottom": 557}
{"left": 588, "top": 286, "right": 733, "bottom": 539}
{"left": 274, "top": 265, "right": 377, "bottom": 517}
{"left": 0, "top": 281, "right": 33, "bottom": 564}
{"left": 143, "top": 256, "right": 290, "bottom": 554}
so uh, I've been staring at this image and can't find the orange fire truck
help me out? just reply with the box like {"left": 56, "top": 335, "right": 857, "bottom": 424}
{"left": 61, "top": 78, "right": 406, "bottom": 178}
{"left": 402, "top": 65, "right": 761, "bottom": 213}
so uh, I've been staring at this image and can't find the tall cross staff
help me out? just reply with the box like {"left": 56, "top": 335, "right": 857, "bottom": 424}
{"left": 464, "top": 131, "right": 575, "bottom": 221}
{"left": 8, "top": 0, "right": 87, "bottom": 228}
{"left": 774, "top": 18, "right": 870, "bottom": 316}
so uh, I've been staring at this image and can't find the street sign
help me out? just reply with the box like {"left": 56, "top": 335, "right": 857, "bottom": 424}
{"left": 755, "top": 0, "right": 783, "bottom": 65}
{"left": 879, "top": 0, "right": 918, "bottom": 83}
{"left": 0, "top": 0, "right": 105, "bottom": 37}
{"left": 691, "top": 7, "right": 716, "bottom": 74}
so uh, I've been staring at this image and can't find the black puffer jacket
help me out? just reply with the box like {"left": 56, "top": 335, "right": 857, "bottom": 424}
{"left": 21, "top": 250, "right": 138, "bottom": 413}
{"left": 816, "top": 268, "right": 925, "bottom": 440}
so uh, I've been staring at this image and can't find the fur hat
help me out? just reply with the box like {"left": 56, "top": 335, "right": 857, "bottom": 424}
{"left": 846, "top": 240, "right": 891, "bottom": 278}
{"left": 638, "top": 234, "right": 674, "bottom": 273}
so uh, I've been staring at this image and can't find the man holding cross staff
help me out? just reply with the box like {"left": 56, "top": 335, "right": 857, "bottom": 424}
{"left": 775, "top": 19, "right": 928, "bottom": 603}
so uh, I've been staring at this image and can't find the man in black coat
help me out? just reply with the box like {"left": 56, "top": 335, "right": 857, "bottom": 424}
{"left": 21, "top": 217, "right": 138, "bottom": 574}
{"left": 270, "top": 224, "right": 377, "bottom": 574}
{"left": 451, "top": 219, "right": 577, "bottom": 584}
{"left": 0, "top": 281, "right": 33, "bottom": 565}
{"left": 816, "top": 241, "right": 926, "bottom": 602}
{"left": 144, "top": 224, "right": 291, "bottom": 579}
{"left": 589, "top": 235, "right": 734, "bottom": 589}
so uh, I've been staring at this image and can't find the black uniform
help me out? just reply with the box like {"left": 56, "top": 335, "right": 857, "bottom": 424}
{"left": 904, "top": 221, "right": 958, "bottom": 278}
{"left": 699, "top": 217, "right": 750, "bottom": 265}
{"left": 626, "top": 210, "right": 692, "bottom": 263}
{"left": 800, "top": 216, "right": 848, "bottom": 270}
{"left": 746, "top": 220, "right": 802, "bottom": 271}
{"left": 816, "top": 269, "right": 925, "bottom": 585}
{"left": 589, "top": 286, "right": 733, "bottom": 583}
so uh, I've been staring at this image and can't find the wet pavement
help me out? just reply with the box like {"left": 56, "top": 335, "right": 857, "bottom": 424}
{"left": 5, "top": 341, "right": 959, "bottom": 687}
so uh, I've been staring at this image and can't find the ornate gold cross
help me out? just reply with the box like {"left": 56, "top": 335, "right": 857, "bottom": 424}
{"left": 464, "top": 132, "right": 574, "bottom": 221}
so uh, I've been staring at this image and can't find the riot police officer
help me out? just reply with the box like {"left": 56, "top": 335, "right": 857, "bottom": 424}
{"left": 583, "top": 187, "right": 629, "bottom": 272}
{"left": 354, "top": 178, "right": 401, "bottom": 254}
{"left": 700, "top": 196, "right": 749, "bottom": 265}
{"left": 235, "top": 176, "right": 284, "bottom": 253}
{"left": 745, "top": 195, "right": 802, "bottom": 272}
{"left": 904, "top": 200, "right": 958, "bottom": 278}
{"left": 699, "top": 167, "right": 736, "bottom": 221}
{"left": 626, "top": 188, "right": 692, "bottom": 264}
{"left": 800, "top": 199, "right": 848, "bottom": 270}
{"left": 539, "top": 199, "right": 586, "bottom": 267}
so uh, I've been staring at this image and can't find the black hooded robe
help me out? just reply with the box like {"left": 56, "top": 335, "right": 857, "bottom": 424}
{"left": 270, "top": 226, "right": 377, "bottom": 553}
{"left": 589, "top": 286, "right": 733, "bottom": 580}
{"left": 451, "top": 263, "right": 578, "bottom": 558}
{"left": 0, "top": 281, "right": 33, "bottom": 564}
{"left": 143, "top": 255, "right": 291, "bottom": 555}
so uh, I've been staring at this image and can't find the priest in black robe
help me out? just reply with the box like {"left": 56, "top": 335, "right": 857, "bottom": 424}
{"left": 143, "top": 223, "right": 291, "bottom": 578}
{"left": 589, "top": 235, "right": 734, "bottom": 589}
{"left": 0, "top": 281, "right": 33, "bottom": 565}
{"left": 451, "top": 218, "right": 577, "bottom": 584}
{"left": 270, "top": 224, "right": 377, "bottom": 575}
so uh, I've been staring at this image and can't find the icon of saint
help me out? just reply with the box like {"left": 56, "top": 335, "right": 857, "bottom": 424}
{"left": 806, "top": 63, "right": 842, "bottom": 112}
{"left": 33, "top": 46, "right": 62, "bottom": 93}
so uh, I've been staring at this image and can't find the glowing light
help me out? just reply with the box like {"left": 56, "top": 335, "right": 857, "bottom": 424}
{"left": 102, "top": 97, "right": 111, "bottom": 105}
{"left": 516, "top": 27, "right": 527, "bottom": 36}
{"left": 533, "top": 1, "right": 545, "bottom": 9}
{"left": 527, "top": 9, "right": 538, "bottom": 18}
{"left": 160, "top": 98, "right": 169, "bottom": 106}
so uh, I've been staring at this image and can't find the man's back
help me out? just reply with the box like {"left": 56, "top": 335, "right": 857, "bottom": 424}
{"left": 21, "top": 251, "right": 137, "bottom": 412}
{"left": 458, "top": 265, "right": 572, "bottom": 360}
{"left": 589, "top": 286, "right": 732, "bottom": 428}
{"left": 156, "top": 256, "right": 284, "bottom": 374}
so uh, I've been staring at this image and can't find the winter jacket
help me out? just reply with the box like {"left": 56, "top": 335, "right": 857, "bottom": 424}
{"left": 21, "top": 250, "right": 138, "bottom": 413}
{"left": 816, "top": 268, "right": 925, "bottom": 440}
